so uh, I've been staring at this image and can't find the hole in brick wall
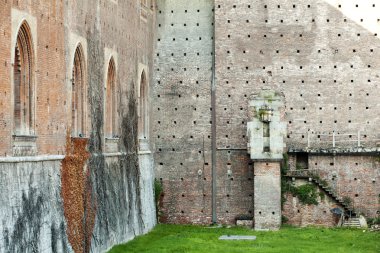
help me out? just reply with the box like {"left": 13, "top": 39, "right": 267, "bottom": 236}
{"left": 355, "top": 194, "right": 359, "bottom": 197}
{"left": 182, "top": 194, "right": 185, "bottom": 197}
{"left": 204, "top": 178, "right": 207, "bottom": 181}
{"left": 330, "top": 163, "right": 334, "bottom": 166}
{"left": 226, "top": 211, "right": 229, "bottom": 213}
{"left": 272, "top": 212, "right": 275, "bottom": 215}
{"left": 181, "top": 178, "right": 184, "bottom": 181}
{"left": 354, "top": 178, "right": 357, "bottom": 181}
{"left": 259, "top": 211, "right": 262, "bottom": 215}
{"left": 180, "top": 163, "right": 183, "bottom": 166}
{"left": 181, "top": 211, "right": 184, "bottom": 214}
{"left": 298, "top": 210, "right": 300, "bottom": 213}
{"left": 226, "top": 194, "right": 230, "bottom": 197}
{"left": 230, "top": 178, "right": 234, "bottom": 181}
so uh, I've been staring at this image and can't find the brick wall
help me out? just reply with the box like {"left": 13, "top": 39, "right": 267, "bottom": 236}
{"left": 153, "top": 0, "right": 214, "bottom": 224}
{"left": 154, "top": 0, "right": 380, "bottom": 225}
{"left": 0, "top": 1, "right": 66, "bottom": 156}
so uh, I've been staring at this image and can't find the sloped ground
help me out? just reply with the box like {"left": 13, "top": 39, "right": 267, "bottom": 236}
{"left": 109, "top": 224, "right": 380, "bottom": 253}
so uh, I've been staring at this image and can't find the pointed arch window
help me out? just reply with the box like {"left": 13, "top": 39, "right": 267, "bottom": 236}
{"left": 71, "top": 45, "right": 87, "bottom": 137}
{"left": 105, "top": 58, "right": 118, "bottom": 138}
{"left": 14, "top": 22, "right": 35, "bottom": 135}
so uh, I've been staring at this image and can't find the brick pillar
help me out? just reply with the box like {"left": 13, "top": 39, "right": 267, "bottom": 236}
{"left": 254, "top": 161, "right": 281, "bottom": 230}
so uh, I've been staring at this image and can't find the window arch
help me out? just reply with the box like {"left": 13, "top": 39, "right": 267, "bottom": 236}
{"left": 138, "top": 70, "right": 148, "bottom": 140}
{"left": 105, "top": 57, "right": 118, "bottom": 138}
{"left": 13, "top": 21, "right": 35, "bottom": 135}
{"left": 71, "top": 45, "right": 86, "bottom": 137}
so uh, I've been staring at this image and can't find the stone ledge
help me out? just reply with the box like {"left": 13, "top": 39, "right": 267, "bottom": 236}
{"left": 0, "top": 155, "right": 65, "bottom": 163}
{"left": 105, "top": 137, "right": 119, "bottom": 153}
{"left": 12, "top": 135, "right": 38, "bottom": 156}
{"left": 289, "top": 147, "right": 380, "bottom": 155}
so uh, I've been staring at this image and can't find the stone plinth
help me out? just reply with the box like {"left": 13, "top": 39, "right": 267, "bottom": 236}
{"left": 254, "top": 162, "right": 281, "bottom": 230}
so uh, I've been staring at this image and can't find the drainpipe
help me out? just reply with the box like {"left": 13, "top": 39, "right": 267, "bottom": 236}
{"left": 211, "top": 1, "right": 217, "bottom": 225}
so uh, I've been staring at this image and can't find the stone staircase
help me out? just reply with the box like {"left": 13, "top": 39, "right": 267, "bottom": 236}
{"left": 286, "top": 170, "right": 357, "bottom": 217}
{"left": 342, "top": 217, "right": 361, "bottom": 228}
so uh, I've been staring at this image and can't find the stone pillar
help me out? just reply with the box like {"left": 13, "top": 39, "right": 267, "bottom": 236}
{"left": 246, "top": 89, "right": 286, "bottom": 230}
{"left": 253, "top": 162, "right": 281, "bottom": 230}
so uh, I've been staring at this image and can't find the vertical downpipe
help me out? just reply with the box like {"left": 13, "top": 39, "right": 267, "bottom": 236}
{"left": 211, "top": 1, "right": 217, "bottom": 225}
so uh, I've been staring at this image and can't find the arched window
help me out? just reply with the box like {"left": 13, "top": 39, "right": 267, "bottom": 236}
{"left": 138, "top": 71, "right": 148, "bottom": 140}
{"left": 14, "top": 22, "right": 34, "bottom": 135}
{"left": 105, "top": 58, "right": 118, "bottom": 138}
{"left": 71, "top": 45, "right": 86, "bottom": 137}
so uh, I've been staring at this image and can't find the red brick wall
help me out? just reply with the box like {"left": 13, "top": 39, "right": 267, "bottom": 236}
{"left": 283, "top": 191, "right": 342, "bottom": 227}
{"left": 308, "top": 155, "right": 380, "bottom": 217}
{"left": 0, "top": 1, "right": 66, "bottom": 156}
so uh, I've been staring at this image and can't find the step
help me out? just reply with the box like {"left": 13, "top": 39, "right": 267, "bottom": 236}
{"left": 344, "top": 221, "right": 360, "bottom": 223}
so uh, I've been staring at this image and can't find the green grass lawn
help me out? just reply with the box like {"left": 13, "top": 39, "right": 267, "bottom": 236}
{"left": 108, "top": 224, "right": 380, "bottom": 253}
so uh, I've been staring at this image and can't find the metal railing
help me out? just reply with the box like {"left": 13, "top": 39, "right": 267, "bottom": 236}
{"left": 288, "top": 130, "right": 380, "bottom": 149}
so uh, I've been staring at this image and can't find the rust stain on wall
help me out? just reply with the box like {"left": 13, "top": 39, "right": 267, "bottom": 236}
{"left": 61, "top": 134, "right": 96, "bottom": 253}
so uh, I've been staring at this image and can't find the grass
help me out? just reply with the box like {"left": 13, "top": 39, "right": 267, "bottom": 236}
{"left": 108, "top": 224, "right": 380, "bottom": 253}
